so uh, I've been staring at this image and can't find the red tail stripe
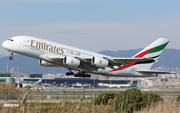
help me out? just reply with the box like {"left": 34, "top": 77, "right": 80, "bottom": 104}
{"left": 133, "top": 48, "right": 153, "bottom": 58}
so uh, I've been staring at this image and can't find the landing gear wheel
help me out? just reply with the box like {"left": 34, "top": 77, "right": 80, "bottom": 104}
{"left": 66, "top": 72, "right": 70, "bottom": 76}
{"left": 70, "top": 72, "right": 74, "bottom": 75}
{"left": 8, "top": 52, "right": 14, "bottom": 60}
{"left": 74, "top": 73, "right": 91, "bottom": 78}
{"left": 86, "top": 74, "right": 91, "bottom": 78}
{"left": 66, "top": 71, "right": 74, "bottom": 76}
{"left": 9, "top": 56, "right": 14, "bottom": 60}
{"left": 74, "top": 74, "right": 78, "bottom": 77}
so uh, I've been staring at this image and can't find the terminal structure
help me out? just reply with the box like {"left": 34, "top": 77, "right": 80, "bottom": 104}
{"left": 0, "top": 71, "right": 15, "bottom": 84}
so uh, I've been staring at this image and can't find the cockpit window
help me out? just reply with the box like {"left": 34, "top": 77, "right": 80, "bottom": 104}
{"left": 8, "top": 39, "right": 14, "bottom": 42}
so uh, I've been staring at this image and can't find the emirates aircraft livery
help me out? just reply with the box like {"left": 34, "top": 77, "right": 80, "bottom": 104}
{"left": 2, "top": 36, "right": 174, "bottom": 78}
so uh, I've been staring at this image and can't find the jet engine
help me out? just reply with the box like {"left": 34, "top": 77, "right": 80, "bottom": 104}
{"left": 39, "top": 60, "right": 56, "bottom": 67}
{"left": 91, "top": 57, "right": 109, "bottom": 68}
{"left": 63, "top": 56, "right": 80, "bottom": 67}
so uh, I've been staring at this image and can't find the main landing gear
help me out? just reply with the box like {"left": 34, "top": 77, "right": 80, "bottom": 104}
{"left": 74, "top": 73, "right": 91, "bottom": 78}
{"left": 9, "top": 52, "right": 14, "bottom": 60}
{"left": 66, "top": 70, "right": 91, "bottom": 78}
{"left": 66, "top": 71, "right": 74, "bottom": 76}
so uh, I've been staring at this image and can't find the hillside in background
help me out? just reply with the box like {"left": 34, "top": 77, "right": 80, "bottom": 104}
{"left": 0, "top": 48, "right": 179, "bottom": 74}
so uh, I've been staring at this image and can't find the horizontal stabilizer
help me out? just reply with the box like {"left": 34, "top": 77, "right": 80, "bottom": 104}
{"left": 136, "top": 70, "right": 175, "bottom": 74}
{"left": 105, "top": 57, "right": 155, "bottom": 66}
{"left": 110, "top": 58, "right": 154, "bottom": 62}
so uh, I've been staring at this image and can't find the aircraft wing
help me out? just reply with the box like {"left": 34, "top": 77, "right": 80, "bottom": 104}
{"left": 136, "top": 70, "right": 175, "bottom": 74}
{"left": 39, "top": 55, "right": 97, "bottom": 70}
{"left": 40, "top": 54, "right": 155, "bottom": 68}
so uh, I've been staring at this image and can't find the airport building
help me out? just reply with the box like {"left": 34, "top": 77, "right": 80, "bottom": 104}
{"left": 30, "top": 74, "right": 42, "bottom": 78}
{"left": 137, "top": 82, "right": 148, "bottom": 87}
{"left": 22, "top": 77, "right": 137, "bottom": 87}
{"left": 0, "top": 71, "right": 15, "bottom": 83}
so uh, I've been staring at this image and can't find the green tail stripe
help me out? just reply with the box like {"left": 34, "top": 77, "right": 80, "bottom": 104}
{"left": 147, "top": 41, "right": 169, "bottom": 55}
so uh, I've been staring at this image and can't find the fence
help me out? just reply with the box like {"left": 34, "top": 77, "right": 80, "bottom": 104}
{"left": 0, "top": 89, "right": 103, "bottom": 101}
{"left": 0, "top": 89, "right": 180, "bottom": 101}
{"left": 29, "top": 90, "right": 102, "bottom": 100}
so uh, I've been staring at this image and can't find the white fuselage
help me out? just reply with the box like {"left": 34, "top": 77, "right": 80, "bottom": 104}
{"left": 2, "top": 36, "right": 157, "bottom": 77}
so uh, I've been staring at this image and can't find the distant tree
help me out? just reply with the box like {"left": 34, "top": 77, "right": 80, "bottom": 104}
{"left": 94, "top": 88, "right": 163, "bottom": 113}
{"left": 177, "top": 95, "right": 180, "bottom": 102}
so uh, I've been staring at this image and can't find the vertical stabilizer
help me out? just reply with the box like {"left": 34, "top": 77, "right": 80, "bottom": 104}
{"left": 133, "top": 38, "right": 169, "bottom": 69}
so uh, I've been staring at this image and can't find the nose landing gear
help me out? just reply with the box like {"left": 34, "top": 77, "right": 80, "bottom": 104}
{"left": 9, "top": 52, "right": 14, "bottom": 60}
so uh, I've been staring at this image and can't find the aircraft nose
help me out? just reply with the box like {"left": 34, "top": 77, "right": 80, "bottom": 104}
{"left": 2, "top": 41, "right": 7, "bottom": 48}
{"left": 2, "top": 40, "right": 10, "bottom": 49}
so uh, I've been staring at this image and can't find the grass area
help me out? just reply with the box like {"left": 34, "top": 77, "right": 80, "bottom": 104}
{"left": 1, "top": 98, "right": 180, "bottom": 113}
{"left": 0, "top": 83, "right": 180, "bottom": 112}
{"left": 134, "top": 99, "right": 180, "bottom": 113}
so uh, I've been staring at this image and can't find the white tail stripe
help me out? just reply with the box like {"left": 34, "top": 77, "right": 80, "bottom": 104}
{"left": 143, "top": 51, "right": 162, "bottom": 58}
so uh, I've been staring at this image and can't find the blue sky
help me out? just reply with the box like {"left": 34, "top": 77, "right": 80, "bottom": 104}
{"left": 1, "top": 0, "right": 180, "bottom": 55}
{"left": 1, "top": 1, "right": 179, "bottom": 25}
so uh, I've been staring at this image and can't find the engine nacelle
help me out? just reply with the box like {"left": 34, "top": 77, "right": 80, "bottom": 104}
{"left": 63, "top": 56, "right": 80, "bottom": 67}
{"left": 39, "top": 60, "right": 56, "bottom": 67}
{"left": 91, "top": 57, "right": 109, "bottom": 68}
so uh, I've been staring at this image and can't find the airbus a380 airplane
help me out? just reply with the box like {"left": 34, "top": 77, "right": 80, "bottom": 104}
{"left": 2, "top": 36, "right": 174, "bottom": 78}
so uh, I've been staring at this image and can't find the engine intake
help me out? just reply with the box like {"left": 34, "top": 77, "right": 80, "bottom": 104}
{"left": 63, "top": 56, "right": 80, "bottom": 67}
{"left": 91, "top": 57, "right": 109, "bottom": 68}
